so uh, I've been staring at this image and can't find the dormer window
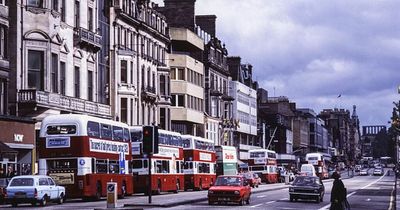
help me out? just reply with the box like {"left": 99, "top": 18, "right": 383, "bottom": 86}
{"left": 27, "top": 0, "right": 43, "bottom": 8}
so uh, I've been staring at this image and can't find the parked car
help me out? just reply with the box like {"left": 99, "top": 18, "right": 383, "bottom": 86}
{"left": 0, "top": 178, "right": 9, "bottom": 204}
{"left": 355, "top": 165, "right": 362, "bottom": 172}
{"left": 208, "top": 175, "right": 251, "bottom": 205}
{"left": 5, "top": 175, "right": 66, "bottom": 207}
{"left": 360, "top": 169, "right": 369, "bottom": 176}
{"left": 373, "top": 168, "right": 384, "bottom": 176}
{"left": 289, "top": 175, "right": 325, "bottom": 203}
{"left": 241, "top": 172, "right": 259, "bottom": 188}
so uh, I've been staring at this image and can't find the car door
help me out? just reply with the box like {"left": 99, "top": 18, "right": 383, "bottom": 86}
{"left": 38, "top": 178, "right": 50, "bottom": 199}
{"left": 48, "top": 178, "right": 58, "bottom": 199}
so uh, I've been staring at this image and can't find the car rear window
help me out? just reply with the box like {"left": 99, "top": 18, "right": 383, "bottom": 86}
{"left": 10, "top": 178, "right": 34, "bottom": 186}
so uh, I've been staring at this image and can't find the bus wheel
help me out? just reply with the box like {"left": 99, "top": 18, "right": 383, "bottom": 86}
{"left": 95, "top": 182, "right": 102, "bottom": 200}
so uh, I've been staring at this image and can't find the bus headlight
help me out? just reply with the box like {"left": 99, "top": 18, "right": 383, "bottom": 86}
{"left": 234, "top": 190, "right": 240, "bottom": 195}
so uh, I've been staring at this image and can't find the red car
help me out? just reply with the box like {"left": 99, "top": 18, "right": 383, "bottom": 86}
{"left": 208, "top": 175, "right": 251, "bottom": 205}
{"left": 241, "top": 172, "right": 259, "bottom": 188}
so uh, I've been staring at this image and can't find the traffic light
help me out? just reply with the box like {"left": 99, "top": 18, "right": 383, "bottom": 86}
{"left": 142, "top": 126, "right": 159, "bottom": 154}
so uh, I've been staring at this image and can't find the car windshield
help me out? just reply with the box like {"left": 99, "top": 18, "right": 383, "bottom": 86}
{"left": 215, "top": 176, "right": 242, "bottom": 186}
{"left": 9, "top": 178, "right": 34, "bottom": 186}
{"left": 293, "top": 176, "right": 319, "bottom": 186}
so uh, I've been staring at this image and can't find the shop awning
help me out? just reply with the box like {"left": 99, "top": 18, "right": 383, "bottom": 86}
{"left": 0, "top": 141, "right": 18, "bottom": 154}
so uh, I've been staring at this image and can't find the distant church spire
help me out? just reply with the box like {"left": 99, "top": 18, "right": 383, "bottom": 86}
{"left": 352, "top": 105, "right": 357, "bottom": 118}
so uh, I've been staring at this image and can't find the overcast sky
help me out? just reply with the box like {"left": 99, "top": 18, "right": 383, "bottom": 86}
{"left": 154, "top": 0, "right": 400, "bottom": 127}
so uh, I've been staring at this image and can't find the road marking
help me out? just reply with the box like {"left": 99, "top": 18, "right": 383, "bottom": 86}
{"left": 318, "top": 174, "right": 384, "bottom": 210}
{"left": 366, "top": 198, "right": 371, "bottom": 201}
{"left": 250, "top": 203, "right": 263, "bottom": 208}
{"left": 257, "top": 195, "right": 266, "bottom": 198}
{"left": 388, "top": 184, "right": 395, "bottom": 210}
{"left": 279, "top": 198, "right": 288, "bottom": 200}
{"left": 265, "top": 201, "right": 276, "bottom": 204}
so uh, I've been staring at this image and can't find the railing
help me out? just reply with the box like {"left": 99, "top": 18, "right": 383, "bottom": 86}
{"left": 76, "top": 27, "right": 102, "bottom": 51}
{"left": 142, "top": 85, "right": 156, "bottom": 94}
{"left": 18, "top": 90, "right": 111, "bottom": 117}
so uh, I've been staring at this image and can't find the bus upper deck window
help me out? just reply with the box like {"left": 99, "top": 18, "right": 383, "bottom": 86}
{"left": 47, "top": 125, "right": 76, "bottom": 135}
{"left": 101, "top": 124, "right": 112, "bottom": 139}
{"left": 87, "top": 121, "right": 100, "bottom": 137}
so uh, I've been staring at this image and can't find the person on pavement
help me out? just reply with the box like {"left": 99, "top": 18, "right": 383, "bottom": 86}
{"left": 330, "top": 171, "right": 347, "bottom": 210}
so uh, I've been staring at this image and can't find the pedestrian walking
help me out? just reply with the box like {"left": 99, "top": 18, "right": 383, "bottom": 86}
{"left": 330, "top": 171, "right": 350, "bottom": 210}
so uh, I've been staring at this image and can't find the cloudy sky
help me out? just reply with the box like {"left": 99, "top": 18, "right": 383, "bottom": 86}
{"left": 155, "top": 0, "right": 400, "bottom": 127}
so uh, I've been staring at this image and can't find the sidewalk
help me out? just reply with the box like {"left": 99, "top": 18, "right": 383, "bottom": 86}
{"left": 396, "top": 174, "right": 399, "bottom": 210}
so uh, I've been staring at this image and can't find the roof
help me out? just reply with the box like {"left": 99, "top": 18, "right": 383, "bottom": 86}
{"left": 0, "top": 141, "right": 17, "bottom": 154}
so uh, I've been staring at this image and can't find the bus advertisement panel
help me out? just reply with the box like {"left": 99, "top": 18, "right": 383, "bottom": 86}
{"left": 38, "top": 114, "right": 133, "bottom": 200}
{"left": 182, "top": 135, "right": 216, "bottom": 190}
{"left": 215, "top": 146, "right": 238, "bottom": 176}
{"left": 130, "top": 127, "right": 184, "bottom": 194}
{"left": 248, "top": 149, "right": 278, "bottom": 184}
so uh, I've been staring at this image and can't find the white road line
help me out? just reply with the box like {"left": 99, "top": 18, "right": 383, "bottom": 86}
{"left": 257, "top": 195, "right": 266, "bottom": 198}
{"left": 388, "top": 185, "right": 395, "bottom": 210}
{"left": 366, "top": 198, "right": 371, "bottom": 201}
{"left": 250, "top": 203, "right": 263, "bottom": 208}
{"left": 279, "top": 198, "right": 289, "bottom": 200}
{"left": 265, "top": 201, "right": 276, "bottom": 204}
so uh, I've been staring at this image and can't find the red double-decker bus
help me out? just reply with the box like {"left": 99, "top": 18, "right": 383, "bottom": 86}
{"left": 248, "top": 149, "right": 278, "bottom": 184}
{"left": 38, "top": 114, "right": 133, "bottom": 200}
{"left": 181, "top": 135, "right": 216, "bottom": 191}
{"left": 130, "top": 126, "right": 184, "bottom": 194}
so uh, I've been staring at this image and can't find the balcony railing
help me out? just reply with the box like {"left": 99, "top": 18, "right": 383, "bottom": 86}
{"left": 18, "top": 90, "right": 111, "bottom": 118}
{"left": 75, "top": 27, "right": 102, "bottom": 52}
{"left": 141, "top": 85, "right": 157, "bottom": 102}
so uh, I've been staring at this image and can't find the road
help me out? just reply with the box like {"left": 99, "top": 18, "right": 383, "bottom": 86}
{"left": 0, "top": 168, "right": 396, "bottom": 210}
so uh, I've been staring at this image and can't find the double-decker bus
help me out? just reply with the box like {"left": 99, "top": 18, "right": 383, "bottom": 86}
{"left": 248, "top": 149, "right": 278, "bottom": 183}
{"left": 38, "top": 114, "right": 133, "bottom": 200}
{"left": 130, "top": 126, "right": 184, "bottom": 194}
{"left": 305, "top": 153, "right": 331, "bottom": 179}
{"left": 215, "top": 146, "right": 238, "bottom": 176}
{"left": 181, "top": 135, "right": 216, "bottom": 191}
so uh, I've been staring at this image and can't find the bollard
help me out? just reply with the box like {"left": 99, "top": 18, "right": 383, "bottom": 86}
{"left": 106, "top": 182, "right": 118, "bottom": 209}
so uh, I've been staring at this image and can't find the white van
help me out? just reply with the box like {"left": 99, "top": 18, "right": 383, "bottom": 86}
{"left": 300, "top": 164, "right": 316, "bottom": 176}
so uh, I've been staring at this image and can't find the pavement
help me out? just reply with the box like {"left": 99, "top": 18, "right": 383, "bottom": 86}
{"left": 396, "top": 171, "right": 399, "bottom": 210}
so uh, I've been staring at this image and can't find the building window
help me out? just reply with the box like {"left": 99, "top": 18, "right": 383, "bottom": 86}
{"left": 88, "top": 7, "right": 93, "bottom": 31}
{"left": 74, "top": 1, "right": 80, "bottom": 28}
{"left": 51, "top": 0, "right": 59, "bottom": 11}
{"left": 61, "top": 0, "right": 66, "bottom": 22}
{"left": 60, "top": 61, "right": 65, "bottom": 95}
{"left": 27, "top": 50, "right": 44, "bottom": 90}
{"left": 51, "top": 53, "right": 58, "bottom": 93}
{"left": 170, "top": 68, "right": 176, "bottom": 80}
{"left": 160, "top": 75, "right": 165, "bottom": 95}
{"left": 88, "top": 70, "right": 93, "bottom": 101}
{"left": 0, "top": 81, "right": 5, "bottom": 115}
{"left": 120, "top": 98, "right": 127, "bottom": 123}
{"left": 120, "top": 60, "right": 127, "bottom": 83}
{"left": 177, "top": 68, "right": 184, "bottom": 80}
{"left": 177, "top": 95, "right": 184, "bottom": 107}
{"left": 74, "top": 66, "right": 80, "bottom": 98}
{"left": 0, "top": 26, "right": 8, "bottom": 59}
{"left": 130, "top": 61, "right": 134, "bottom": 84}
{"left": 27, "top": 0, "right": 43, "bottom": 7}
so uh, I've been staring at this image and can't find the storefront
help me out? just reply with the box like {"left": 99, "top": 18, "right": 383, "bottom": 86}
{"left": 0, "top": 116, "right": 35, "bottom": 177}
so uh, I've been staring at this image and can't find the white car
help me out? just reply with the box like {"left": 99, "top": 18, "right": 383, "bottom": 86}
{"left": 5, "top": 175, "right": 66, "bottom": 207}
{"left": 359, "top": 169, "right": 368, "bottom": 176}
{"left": 373, "top": 168, "right": 384, "bottom": 176}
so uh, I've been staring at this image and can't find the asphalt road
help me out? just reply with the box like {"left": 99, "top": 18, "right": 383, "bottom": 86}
{"left": 0, "top": 168, "right": 395, "bottom": 210}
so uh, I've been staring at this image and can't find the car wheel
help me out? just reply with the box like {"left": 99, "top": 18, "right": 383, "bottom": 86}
{"left": 40, "top": 195, "right": 48, "bottom": 206}
{"left": 58, "top": 193, "right": 65, "bottom": 204}
{"left": 238, "top": 198, "right": 243, "bottom": 206}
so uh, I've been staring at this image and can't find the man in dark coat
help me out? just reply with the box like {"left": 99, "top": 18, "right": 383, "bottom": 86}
{"left": 330, "top": 172, "right": 347, "bottom": 210}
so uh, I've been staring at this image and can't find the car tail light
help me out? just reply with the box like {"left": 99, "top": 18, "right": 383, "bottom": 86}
{"left": 34, "top": 188, "right": 38, "bottom": 198}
